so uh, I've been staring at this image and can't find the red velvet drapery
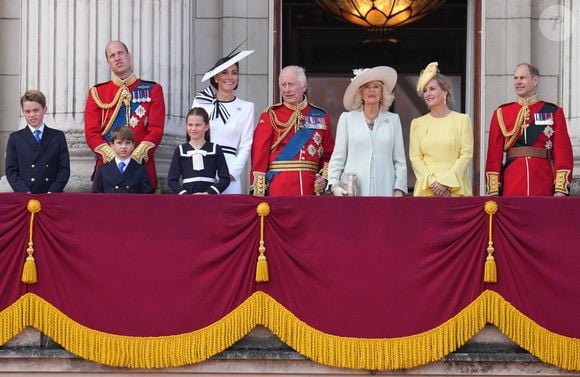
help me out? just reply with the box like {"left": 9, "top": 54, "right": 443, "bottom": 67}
{"left": 1, "top": 193, "right": 579, "bottom": 369}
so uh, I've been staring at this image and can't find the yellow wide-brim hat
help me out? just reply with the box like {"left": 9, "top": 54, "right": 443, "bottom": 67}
{"left": 416, "top": 62, "right": 440, "bottom": 94}
{"left": 343, "top": 66, "right": 397, "bottom": 111}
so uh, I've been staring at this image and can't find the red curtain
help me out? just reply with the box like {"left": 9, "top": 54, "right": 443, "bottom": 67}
{"left": 1, "top": 193, "right": 579, "bottom": 369}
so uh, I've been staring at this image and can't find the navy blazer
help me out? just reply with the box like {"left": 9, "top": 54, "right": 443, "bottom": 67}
{"left": 92, "top": 159, "right": 153, "bottom": 194}
{"left": 5, "top": 126, "right": 70, "bottom": 193}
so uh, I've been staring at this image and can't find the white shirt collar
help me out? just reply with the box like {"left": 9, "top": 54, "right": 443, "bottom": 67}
{"left": 115, "top": 157, "right": 132, "bottom": 166}
{"left": 28, "top": 124, "right": 46, "bottom": 134}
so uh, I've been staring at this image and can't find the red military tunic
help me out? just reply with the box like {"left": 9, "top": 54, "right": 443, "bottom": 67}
{"left": 485, "top": 96, "right": 573, "bottom": 196}
{"left": 84, "top": 74, "right": 165, "bottom": 189}
{"left": 251, "top": 98, "right": 334, "bottom": 196}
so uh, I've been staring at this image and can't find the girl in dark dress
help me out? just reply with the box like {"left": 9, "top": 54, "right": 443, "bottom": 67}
{"left": 167, "top": 107, "right": 230, "bottom": 194}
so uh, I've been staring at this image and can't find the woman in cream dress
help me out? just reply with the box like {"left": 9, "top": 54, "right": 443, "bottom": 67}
{"left": 409, "top": 62, "right": 473, "bottom": 196}
{"left": 328, "top": 66, "right": 407, "bottom": 196}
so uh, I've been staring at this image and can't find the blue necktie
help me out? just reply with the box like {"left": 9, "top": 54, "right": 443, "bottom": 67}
{"left": 118, "top": 161, "right": 126, "bottom": 174}
{"left": 33, "top": 130, "right": 41, "bottom": 143}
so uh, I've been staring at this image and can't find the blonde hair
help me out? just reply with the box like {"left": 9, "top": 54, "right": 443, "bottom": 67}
{"left": 352, "top": 82, "right": 395, "bottom": 111}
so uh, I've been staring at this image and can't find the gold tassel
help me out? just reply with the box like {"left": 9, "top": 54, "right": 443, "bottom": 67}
{"left": 22, "top": 199, "right": 42, "bottom": 284}
{"left": 483, "top": 201, "right": 498, "bottom": 283}
{"left": 255, "top": 202, "right": 271, "bottom": 283}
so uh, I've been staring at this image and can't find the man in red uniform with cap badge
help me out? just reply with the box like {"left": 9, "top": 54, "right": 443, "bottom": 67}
{"left": 250, "top": 65, "right": 334, "bottom": 196}
{"left": 85, "top": 40, "right": 165, "bottom": 191}
{"left": 485, "top": 63, "right": 573, "bottom": 196}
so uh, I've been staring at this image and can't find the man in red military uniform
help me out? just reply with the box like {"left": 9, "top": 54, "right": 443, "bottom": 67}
{"left": 251, "top": 66, "right": 334, "bottom": 196}
{"left": 85, "top": 40, "right": 165, "bottom": 190}
{"left": 485, "top": 63, "right": 573, "bottom": 196}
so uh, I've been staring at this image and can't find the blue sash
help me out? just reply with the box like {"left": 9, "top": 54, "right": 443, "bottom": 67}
{"left": 266, "top": 107, "right": 325, "bottom": 184}
{"left": 103, "top": 81, "right": 155, "bottom": 141}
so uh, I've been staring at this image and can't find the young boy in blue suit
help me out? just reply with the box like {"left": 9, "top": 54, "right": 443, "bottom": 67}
{"left": 92, "top": 126, "right": 152, "bottom": 194}
{"left": 5, "top": 90, "right": 70, "bottom": 193}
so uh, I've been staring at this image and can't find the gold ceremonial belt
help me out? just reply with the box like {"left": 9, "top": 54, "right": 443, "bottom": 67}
{"left": 268, "top": 161, "right": 319, "bottom": 172}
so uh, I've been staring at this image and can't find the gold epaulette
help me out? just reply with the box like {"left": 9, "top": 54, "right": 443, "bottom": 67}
{"left": 260, "top": 102, "right": 283, "bottom": 114}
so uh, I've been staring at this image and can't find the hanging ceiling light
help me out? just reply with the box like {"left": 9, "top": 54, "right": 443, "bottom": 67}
{"left": 315, "top": 0, "right": 446, "bottom": 29}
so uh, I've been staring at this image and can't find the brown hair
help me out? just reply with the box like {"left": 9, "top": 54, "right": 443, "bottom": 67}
{"left": 516, "top": 63, "right": 540, "bottom": 77}
{"left": 20, "top": 90, "right": 47, "bottom": 108}
{"left": 110, "top": 126, "right": 135, "bottom": 143}
{"left": 186, "top": 107, "right": 211, "bottom": 142}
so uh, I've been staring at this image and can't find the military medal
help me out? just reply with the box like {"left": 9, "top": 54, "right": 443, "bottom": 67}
{"left": 535, "top": 112, "right": 554, "bottom": 125}
{"left": 135, "top": 105, "right": 146, "bottom": 118}
{"left": 129, "top": 116, "right": 139, "bottom": 128}
{"left": 307, "top": 144, "right": 317, "bottom": 157}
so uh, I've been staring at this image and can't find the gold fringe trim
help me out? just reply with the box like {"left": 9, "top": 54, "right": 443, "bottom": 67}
{"left": 485, "top": 290, "right": 580, "bottom": 371}
{"left": 0, "top": 296, "right": 29, "bottom": 345}
{"left": 19, "top": 293, "right": 258, "bottom": 368}
{"left": 1, "top": 291, "right": 579, "bottom": 370}
{"left": 257, "top": 291, "right": 487, "bottom": 370}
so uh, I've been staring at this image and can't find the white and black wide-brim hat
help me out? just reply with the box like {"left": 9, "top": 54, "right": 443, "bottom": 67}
{"left": 343, "top": 66, "right": 397, "bottom": 111}
{"left": 201, "top": 50, "right": 254, "bottom": 82}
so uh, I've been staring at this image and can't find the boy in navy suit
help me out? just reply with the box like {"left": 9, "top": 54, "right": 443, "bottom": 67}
{"left": 5, "top": 90, "right": 70, "bottom": 193}
{"left": 92, "top": 126, "right": 152, "bottom": 193}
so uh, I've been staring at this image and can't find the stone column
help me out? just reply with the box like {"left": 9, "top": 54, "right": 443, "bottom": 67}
{"left": 4, "top": 0, "right": 192, "bottom": 192}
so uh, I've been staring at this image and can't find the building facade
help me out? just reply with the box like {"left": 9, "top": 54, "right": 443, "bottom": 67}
{"left": 0, "top": 0, "right": 579, "bottom": 374}
{"left": 0, "top": 0, "right": 578, "bottom": 193}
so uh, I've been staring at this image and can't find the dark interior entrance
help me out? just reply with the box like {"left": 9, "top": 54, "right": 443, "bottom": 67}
{"left": 280, "top": 0, "right": 473, "bottom": 193}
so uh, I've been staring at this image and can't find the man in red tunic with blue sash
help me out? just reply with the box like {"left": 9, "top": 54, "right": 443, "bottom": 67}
{"left": 85, "top": 41, "right": 165, "bottom": 191}
{"left": 251, "top": 66, "right": 334, "bottom": 196}
{"left": 485, "top": 63, "right": 573, "bottom": 196}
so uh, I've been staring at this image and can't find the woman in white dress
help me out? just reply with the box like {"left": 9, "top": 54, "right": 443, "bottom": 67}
{"left": 192, "top": 50, "right": 255, "bottom": 194}
{"left": 328, "top": 66, "right": 407, "bottom": 196}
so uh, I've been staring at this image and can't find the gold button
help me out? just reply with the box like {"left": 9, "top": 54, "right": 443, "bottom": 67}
{"left": 115, "top": 185, "right": 119, "bottom": 189}
{"left": 45, "top": 178, "right": 50, "bottom": 182}
{"left": 45, "top": 164, "right": 49, "bottom": 168}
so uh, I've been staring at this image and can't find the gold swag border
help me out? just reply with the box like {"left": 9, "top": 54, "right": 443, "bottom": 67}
{"left": 0, "top": 291, "right": 579, "bottom": 370}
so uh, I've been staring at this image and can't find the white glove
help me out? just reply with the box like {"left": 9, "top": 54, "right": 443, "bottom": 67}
{"left": 332, "top": 185, "right": 348, "bottom": 196}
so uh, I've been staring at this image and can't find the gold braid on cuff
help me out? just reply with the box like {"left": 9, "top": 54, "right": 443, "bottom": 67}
{"left": 486, "top": 172, "right": 500, "bottom": 196}
{"left": 131, "top": 141, "right": 155, "bottom": 164}
{"left": 554, "top": 169, "right": 571, "bottom": 194}
{"left": 252, "top": 172, "right": 267, "bottom": 196}
{"left": 95, "top": 144, "right": 116, "bottom": 163}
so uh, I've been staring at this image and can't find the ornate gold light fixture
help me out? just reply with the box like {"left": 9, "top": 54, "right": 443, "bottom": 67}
{"left": 315, "top": 0, "right": 446, "bottom": 29}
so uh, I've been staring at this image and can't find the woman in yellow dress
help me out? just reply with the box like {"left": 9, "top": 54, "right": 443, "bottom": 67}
{"left": 409, "top": 62, "right": 474, "bottom": 196}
